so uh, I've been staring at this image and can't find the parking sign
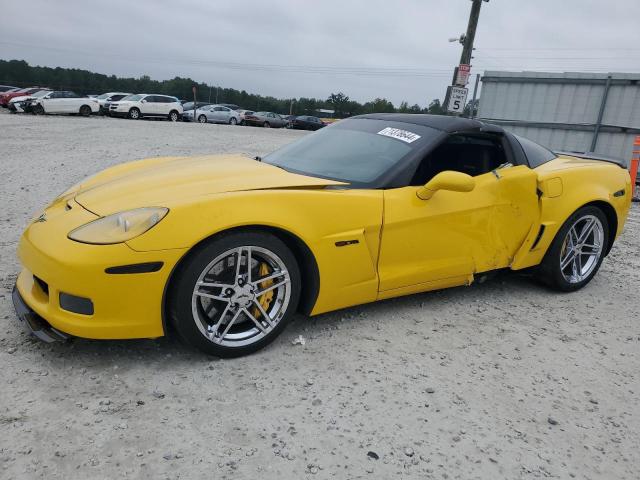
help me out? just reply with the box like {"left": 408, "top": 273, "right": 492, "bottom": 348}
{"left": 447, "top": 86, "right": 468, "bottom": 114}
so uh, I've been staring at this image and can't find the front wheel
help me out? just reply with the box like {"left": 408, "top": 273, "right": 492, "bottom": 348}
{"left": 169, "top": 110, "right": 179, "bottom": 122}
{"left": 229, "top": 117, "right": 237, "bottom": 125}
{"left": 79, "top": 105, "right": 92, "bottom": 116}
{"left": 263, "top": 121, "right": 271, "bottom": 128}
{"left": 128, "top": 107, "right": 140, "bottom": 119}
{"left": 198, "top": 114, "right": 207, "bottom": 124}
{"left": 537, "top": 206, "right": 609, "bottom": 291}
{"left": 169, "top": 231, "right": 301, "bottom": 357}
{"left": 32, "top": 104, "right": 44, "bottom": 115}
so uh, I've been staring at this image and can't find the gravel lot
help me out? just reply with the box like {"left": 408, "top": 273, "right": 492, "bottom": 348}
{"left": 1, "top": 110, "right": 639, "bottom": 480}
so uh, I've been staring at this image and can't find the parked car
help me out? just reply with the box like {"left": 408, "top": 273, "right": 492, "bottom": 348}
{"left": 11, "top": 114, "right": 633, "bottom": 357}
{"left": 0, "top": 85, "right": 19, "bottom": 93}
{"left": 288, "top": 115, "right": 326, "bottom": 131}
{"left": 243, "top": 111, "right": 289, "bottom": 128}
{"left": 31, "top": 91, "right": 99, "bottom": 116}
{"left": 94, "top": 92, "right": 132, "bottom": 115}
{"left": 0, "top": 87, "right": 43, "bottom": 107}
{"left": 108, "top": 94, "right": 182, "bottom": 121}
{"left": 183, "top": 104, "right": 241, "bottom": 124}
{"left": 8, "top": 89, "right": 52, "bottom": 113}
{"left": 235, "top": 109, "right": 255, "bottom": 125}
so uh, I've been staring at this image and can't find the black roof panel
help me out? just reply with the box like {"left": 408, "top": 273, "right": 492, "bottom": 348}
{"left": 352, "top": 113, "right": 503, "bottom": 134}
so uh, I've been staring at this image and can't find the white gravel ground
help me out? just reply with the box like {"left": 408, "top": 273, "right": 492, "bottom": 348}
{"left": 1, "top": 110, "right": 639, "bottom": 480}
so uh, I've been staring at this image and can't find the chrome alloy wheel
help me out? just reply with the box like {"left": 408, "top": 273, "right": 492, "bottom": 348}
{"left": 191, "top": 246, "right": 291, "bottom": 347}
{"left": 559, "top": 214, "right": 604, "bottom": 284}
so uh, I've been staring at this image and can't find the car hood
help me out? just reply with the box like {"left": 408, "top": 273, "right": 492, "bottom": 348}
{"left": 74, "top": 154, "right": 345, "bottom": 215}
{"left": 9, "top": 95, "right": 33, "bottom": 103}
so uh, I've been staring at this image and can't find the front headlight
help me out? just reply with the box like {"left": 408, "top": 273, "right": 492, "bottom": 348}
{"left": 68, "top": 207, "right": 169, "bottom": 245}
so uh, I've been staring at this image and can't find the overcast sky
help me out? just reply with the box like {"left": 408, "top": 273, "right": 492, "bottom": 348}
{"left": 1, "top": 0, "right": 639, "bottom": 106}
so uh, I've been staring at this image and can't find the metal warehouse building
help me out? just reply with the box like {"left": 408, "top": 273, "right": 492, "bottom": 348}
{"left": 477, "top": 71, "right": 640, "bottom": 163}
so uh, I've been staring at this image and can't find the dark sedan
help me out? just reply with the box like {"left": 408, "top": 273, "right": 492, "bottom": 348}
{"left": 288, "top": 115, "right": 326, "bottom": 131}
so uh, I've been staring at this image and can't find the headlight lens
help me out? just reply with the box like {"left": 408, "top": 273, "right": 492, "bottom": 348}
{"left": 68, "top": 207, "right": 168, "bottom": 244}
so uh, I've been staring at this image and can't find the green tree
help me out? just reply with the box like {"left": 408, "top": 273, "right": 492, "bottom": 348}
{"left": 327, "top": 92, "right": 351, "bottom": 117}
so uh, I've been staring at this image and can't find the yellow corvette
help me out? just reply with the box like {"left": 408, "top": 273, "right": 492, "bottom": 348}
{"left": 13, "top": 114, "right": 632, "bottom": 356}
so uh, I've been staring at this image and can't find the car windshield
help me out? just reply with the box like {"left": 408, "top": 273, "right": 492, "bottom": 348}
{"left": 263, "top": 118, "right": 441, "bottom": 185}
{"left": 255, "top": 112, "right": 267, "bottom": 116}
{"left": 122, "top": 94, "right": 143, "bottom": 101}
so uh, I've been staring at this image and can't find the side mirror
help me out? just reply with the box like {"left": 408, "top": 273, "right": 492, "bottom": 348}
{"left": 141, "top": 99, "right": 147, "bottom": 103}
{"left": 417, "top": 171, "right": 475, "bottom": 200}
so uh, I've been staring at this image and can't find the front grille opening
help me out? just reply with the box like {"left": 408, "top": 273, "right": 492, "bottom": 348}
{"left": 33, "top": 275, "right": 49, "bottom": 297}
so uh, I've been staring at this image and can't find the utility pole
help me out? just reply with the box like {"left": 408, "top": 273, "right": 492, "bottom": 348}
{"left": 444, "top": 0, "right": 487, "bottom": 115}
{"left": 460, "top": 0, "right": 483, "bottom": 66}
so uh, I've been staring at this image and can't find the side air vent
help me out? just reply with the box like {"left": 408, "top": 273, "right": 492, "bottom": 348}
{"left": 530, "top": 225, "right": 546, "bottom": 250}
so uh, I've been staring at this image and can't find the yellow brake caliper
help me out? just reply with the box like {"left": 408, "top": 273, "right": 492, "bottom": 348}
{"left": 253, "top": 262, "right": 274, "bottom": 320}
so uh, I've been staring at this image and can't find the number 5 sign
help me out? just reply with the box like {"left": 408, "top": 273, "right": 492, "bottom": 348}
{"left": 446, "top": 86, "right": 468, "bottom": 114}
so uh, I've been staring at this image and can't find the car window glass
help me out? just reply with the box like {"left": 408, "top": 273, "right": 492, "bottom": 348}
{"left": 410, "top": 134, "right": 507, "bottom": 186}
{"left": 264, "top": 119, "right": 438, "bottom": 185}
{"left": 514, "top": 135, "right": 556, "bottom": 168}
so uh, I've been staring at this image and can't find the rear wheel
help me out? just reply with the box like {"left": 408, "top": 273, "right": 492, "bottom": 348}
{"left": 229, "top": 117, "right": 237, "bottom": 125}
{"left": 537, "top": 206, "right": 609, "bottom": 291}
{"left": 128, "top": 107, "right": 140, "bottom": 119}
{"left": 198, "top": 114, "right": 207, "bottom": 123}
{"left": 169, "top": 110, "right": 179, "bottom": 122}
{"left": 79, "top": 105, "right": 92, "bottom": 116}
{"left": 169, "top": 231, "right": 301, "bottom": 357}
{"left": 263, "top": 121, "right": 271, "bottom": 128}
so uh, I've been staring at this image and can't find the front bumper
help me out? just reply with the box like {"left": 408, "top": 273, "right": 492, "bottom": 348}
{"left": 14, "top": 198, "right": 188, "bottom": 340}
{"left": 12, "top": 286, "right": 69, "bottom": 343}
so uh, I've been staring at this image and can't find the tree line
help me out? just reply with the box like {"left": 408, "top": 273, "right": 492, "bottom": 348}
{"left": 0, "top": 59, "right": 477, "bottom": 117}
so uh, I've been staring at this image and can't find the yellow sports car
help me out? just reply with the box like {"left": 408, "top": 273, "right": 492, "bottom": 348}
{"left": 13, "top": 114, "right": 632, "bottom": 357}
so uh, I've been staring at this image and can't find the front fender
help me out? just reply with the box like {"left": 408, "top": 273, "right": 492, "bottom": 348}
{"left": 127, "top": 188, "right": 384, "bottom": 315}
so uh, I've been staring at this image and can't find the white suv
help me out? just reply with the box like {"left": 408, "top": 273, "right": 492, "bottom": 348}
{"left": 31, "top": 91, "right": 100, "bottom": 116}
{"left": 109, "top": 94, "right": 183, "bottom": 121}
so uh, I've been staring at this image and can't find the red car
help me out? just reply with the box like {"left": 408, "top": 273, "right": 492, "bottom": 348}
{"left": 0, "top": 87, "right": 42, "bottom": 107}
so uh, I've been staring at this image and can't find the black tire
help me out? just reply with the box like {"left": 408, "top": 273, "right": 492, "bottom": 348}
{"left": 128, "top": 107, "right": 140, "bottom": 120}
{"left": 198, "top": 114, "right": 207, "bottom": 124}
{"left": 537, "top": 206, "right": 609, "bottom": 292}
{"left": 169, "top": 231, "right": 301, "bottom": 357}
{"left": 79, "top": 105, "right": 92, "bottom": 117}
{"left": 32, "top": 104, "right": 44, "bottom": 115}
{"left": 169, "top": 110, "right": 179, "bottom": 122}
{"left": 240, "top": 119, "right": 246, "bottom": 126}
{"left": 229, "top": 117, "right": 237, "bottom": 125}
{"left": 263, "top": 121, "right": 271, "bottom": 128}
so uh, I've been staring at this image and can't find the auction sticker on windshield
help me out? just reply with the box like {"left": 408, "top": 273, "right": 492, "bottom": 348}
{"left": 377, "top": 127, "right": 421, "bottom": 144}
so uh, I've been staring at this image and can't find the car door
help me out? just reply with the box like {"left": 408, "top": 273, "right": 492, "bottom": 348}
{"left": 377, "top": 132, "right": 539, "bottom": 298}
{"left": 155, "top": 96, "right": 172, "bottom": 116}
{"left": 42, "top": 91, "right": 66, "bottom": 113}
{"left": 273, "top": 113, "right": 286, "bottom": 127}
{"left": 140, "top": 95, "right": 155, "bottom": 115}
{"left": 218, "top": 106, "right": 231, "bottom": 123}
{"left": 63, "top": 91, "right": 82, "bottom": 113}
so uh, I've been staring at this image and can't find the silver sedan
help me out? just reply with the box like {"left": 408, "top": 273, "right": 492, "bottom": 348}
{"left": 183, "top": 105, "right": 241, "bottom": 125}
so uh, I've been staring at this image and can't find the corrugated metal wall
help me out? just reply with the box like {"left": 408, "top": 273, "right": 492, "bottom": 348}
{"left": 477, "top": 71, "right": 640, "bottom": 163}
